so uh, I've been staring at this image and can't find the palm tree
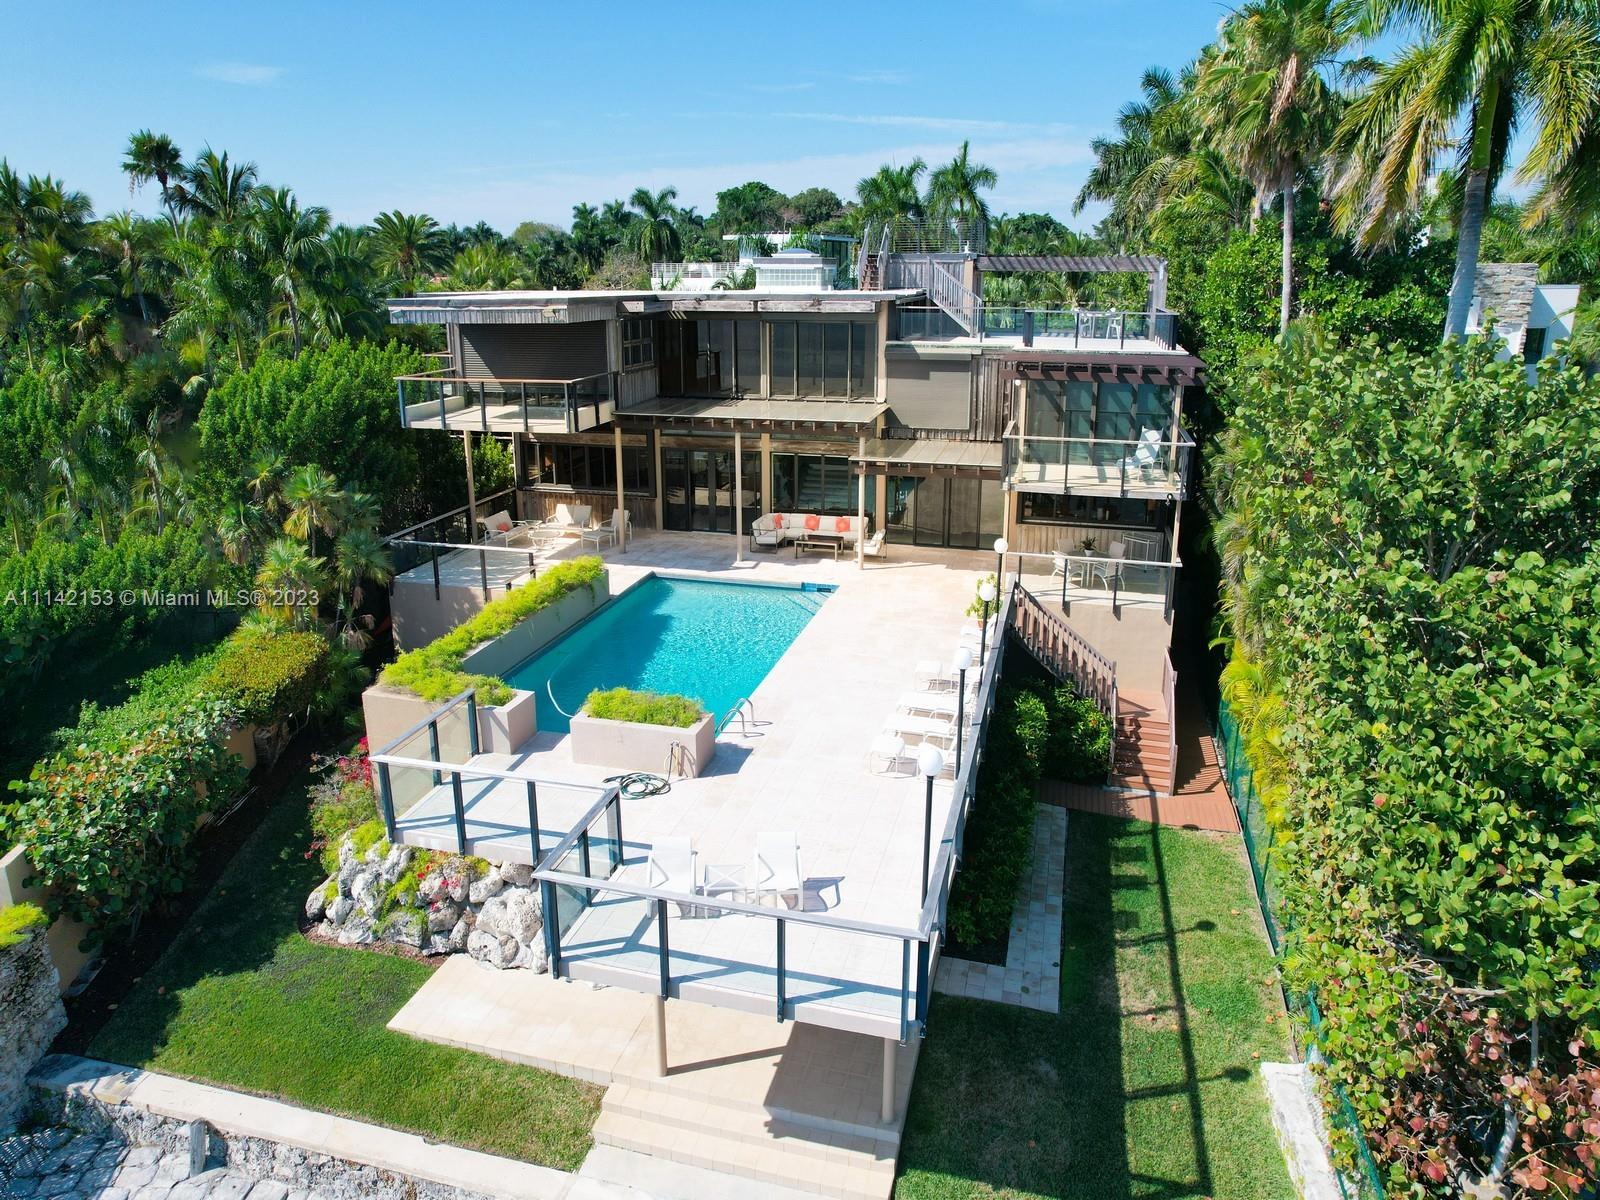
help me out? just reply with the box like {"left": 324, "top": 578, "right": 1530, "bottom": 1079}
{"left": 281, "top": 464, "right": 341, "bottom": 558}
{"left": 369, "top": 210, "right": 450, "bottom": 290}
{"left": 856, "top": 160, "right": 927, "bottom": 226}
{"left": 446, "top": 243, "right": 527, "bottom": 290}
{"left": 629, "top": 187, "right": 681, "bottom": 262}
{"left": 255, "top": 537, "right": 326, "bottom": 628}
{"left": 925, "top": 141, "right": 998, "bottom": 247}
{"left": 570, "top": 203, "right": 609, "bottom": 271}
{"left": 173, "top": 148, "right": 259, "bottom": 225}
{"left": 216, "top": 498, "right": 268, "bottom": 567}
{"left": 252, "top": 187, "right": 329, "bottom": 356}
{"left": 1330, "top": 0, "right": 1600, "bottom": 340}
{"left": 330, "top": 526, "right": 392, "bottom": 647}
{"left": 121, "top": 131, "right": 184, "bottom": 229}
{"left": 1193, "top": 0, "right": 1349, "bottom": 333}
{"left": 245, "top": 450, "right": 285, "bottom": 513}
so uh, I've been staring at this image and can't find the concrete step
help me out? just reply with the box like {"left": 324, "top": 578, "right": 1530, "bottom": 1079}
{"left": 593, "top": 1108, "right": 896, "bottom": 1200}
{"left": 601, "top": 1082, "right": 899, "bottom": 1154}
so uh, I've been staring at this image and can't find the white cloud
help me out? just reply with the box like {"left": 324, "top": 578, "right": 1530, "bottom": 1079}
{"left": 775, "top": 111, "right": 1074, "bottom": 137}
{"left": 845, "top": 70, "right": 912, "bottom": 85}
{"left": 195, "top": 62, "right": 284, "bottom": 86}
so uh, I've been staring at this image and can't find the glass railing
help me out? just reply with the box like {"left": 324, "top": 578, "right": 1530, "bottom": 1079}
{"left": 1006, "top": 431, "right": 1193, "bottom": 498}
{"left": 396, "top": 372, "right": 614, "bottom": 432}
{"left": 1009, "top": 549, "right": 1180, "bottom": 613}
{"left": 893, "top": 305, "right": 1178, "bottom": 349}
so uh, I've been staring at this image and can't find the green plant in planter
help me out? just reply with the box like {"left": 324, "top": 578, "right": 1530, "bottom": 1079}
{"left": 964, "top": 573, "right": 1000, "bottom": 618}
{"left": 584, "top": 687, "right": 704, "bottom": 728}
{"left": 0, "top": 902, "right": 47, "bottom": 949}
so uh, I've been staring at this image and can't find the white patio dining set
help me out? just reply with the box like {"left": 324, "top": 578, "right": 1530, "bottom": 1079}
{"left": 478, "top": 502, "right": 632, "bottom": 552}
{"left": 866, "top": 606, "right": 999, "bottom": 779}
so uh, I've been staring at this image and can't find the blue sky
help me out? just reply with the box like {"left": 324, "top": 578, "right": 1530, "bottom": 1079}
{"left": 6, "top": 1, "right": 1239, "bottom": 233}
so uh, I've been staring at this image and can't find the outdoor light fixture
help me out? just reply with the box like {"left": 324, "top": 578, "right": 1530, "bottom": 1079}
{"left": 977, "top": 578, "right": 997, "bottom": 666}
{"left": 993, "top": 536, "right": 1008, "bottom": 589}
{"left": 952, "top": 645, "right": 974, "bottom": 776}
{"left": 918, "top": 743, "right": 945, "bottom": 905}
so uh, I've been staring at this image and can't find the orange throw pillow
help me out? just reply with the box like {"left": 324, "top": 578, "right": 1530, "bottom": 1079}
{"left": 835, "top": 516, "right": 850, "bottom": 533}
{"left": 805, "top": 514, "right": 821, "bottom": 531}
{"left": 772, "top": 514, "right": 784, "bottom": 528}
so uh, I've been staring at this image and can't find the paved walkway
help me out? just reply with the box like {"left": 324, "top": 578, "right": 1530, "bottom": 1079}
{"left": 934, "top": 805, "right": 1066, "bottom": 1012}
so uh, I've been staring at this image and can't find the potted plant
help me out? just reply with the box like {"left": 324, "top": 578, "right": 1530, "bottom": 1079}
{"left": 1077, "top": 535, "right": 1099, "bottom": 556}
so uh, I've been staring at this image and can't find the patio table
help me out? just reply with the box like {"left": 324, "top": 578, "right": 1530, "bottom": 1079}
{"left": 794, "top": 532, "right": 845, "bottom": 560}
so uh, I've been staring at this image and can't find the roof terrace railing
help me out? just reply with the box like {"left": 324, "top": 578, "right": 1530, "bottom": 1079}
{"left": 395, "top": 370, "right": 615, "bottom": 434}
{"left": 1001, "top": 422, "right": 1196, "bottom": 502}
{"left": 893, "top": 304, "right": 1179, "bottom": 350}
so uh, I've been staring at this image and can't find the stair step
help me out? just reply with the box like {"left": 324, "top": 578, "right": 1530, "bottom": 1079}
{"left": 593, "top": 1109, "right": 895, "bottom": 1200}
{"left": 601, "top": 1083, "right": 898, "bottom": 1154}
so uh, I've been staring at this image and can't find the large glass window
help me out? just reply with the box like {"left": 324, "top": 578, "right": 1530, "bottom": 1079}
{"left": 797, "top": 323, "right": 823, "bottom": 396}
{"left": 770, "top": 452, "right": 858, "bottom": 514}
{"left": 851, "top": 320, "right": 876, "bottom": 397}
{"left": 533, "top": 443, "right": 653, "bottom": 493}
{"left": 770, "top": 323, "right": 796, "bottom": 397}
{"left": 622, "top": 317, "right": 654, "bottom": 369}
{"left": 823, "top": 324, "right": 849, "bottom": 396}
{"left": 1019, "top": 494, "right": 1159, "bottom": 525}
{"left": 736, "top": 320, "right": 761, "bottom": 392}
{"left": 887, "top": 476, "right": 1003, "bottom": 547}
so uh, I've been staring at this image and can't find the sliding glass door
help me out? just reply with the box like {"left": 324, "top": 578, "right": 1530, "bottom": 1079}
{"left": 661, "top": 446, "right": 760, "bottom": 534}
{"left": 886, "top": 476, "right": 1004, "bottom": 548}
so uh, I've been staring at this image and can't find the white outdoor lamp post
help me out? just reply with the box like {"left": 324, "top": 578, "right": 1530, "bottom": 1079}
{"left": 977, "top": 578, "right": 997, "bottom": 666}
{"left": 917, "top": 743, "right": 945, "bottom": 905}
{"left": 952, "top": 645, "right": 974, "bottom": 776}
{"left": 993, "top": 536, "right": 1008, "bottom": 591}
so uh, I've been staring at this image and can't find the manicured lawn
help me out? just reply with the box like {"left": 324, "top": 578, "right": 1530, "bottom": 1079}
{"left": 897, "top": 812, "right": 1294, "bottom": 1200}
{"left": 89, "top": 765, "right": 602, "bottom": 1170}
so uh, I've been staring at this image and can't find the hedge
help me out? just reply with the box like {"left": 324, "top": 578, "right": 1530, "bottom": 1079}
{"left": 380, "top": 556, "right": 606, "bottom": 707}
{"left": 584, "top": 688, "right": 704, "bottom": 727}
{"left": 7, "top": 626, "right": 336, "bottom": 940}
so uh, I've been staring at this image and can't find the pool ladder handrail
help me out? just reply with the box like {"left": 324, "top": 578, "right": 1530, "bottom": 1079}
{"left": 664, "top": 741, "right": 697, "bottom": 779}
{"left": 717, "top": 696, "right": 756, "bottom": 736}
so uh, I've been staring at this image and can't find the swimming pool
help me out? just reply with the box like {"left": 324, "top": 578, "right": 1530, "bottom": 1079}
{"left": 502, "top": 574, "right": 832, "bottom": 733}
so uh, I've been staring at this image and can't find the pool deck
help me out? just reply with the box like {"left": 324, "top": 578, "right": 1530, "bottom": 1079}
{"left": 387, "top": 532, "right": 992, "bottom": 1038}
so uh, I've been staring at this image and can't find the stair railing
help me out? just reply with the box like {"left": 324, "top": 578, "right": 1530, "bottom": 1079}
{"left": 717, "top": 696, "right": 755, "bottom": 736}
{"left": 1008, "top": 582, "right": 1119, "bottom": 768}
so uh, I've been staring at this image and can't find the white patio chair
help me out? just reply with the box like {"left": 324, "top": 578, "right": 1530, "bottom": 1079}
{"left": 862, "top": 529, "right": 887, "bottom": 558}
{"left": 751, "top": 832, "right": 802, "bottom": 909}
{"left": 867, "top": 732, "right": 910, "bottom": 774}
{"left": 581, "top": 507, "right": 629, "bottom": 550}
{"left": 885, "top": 712, "right": 957, "bottom": 747}
{"left": 647, "top": 836, "right": 700, "bottom": 916}
{"left": 1121, "top": 428, "right": 1163, "bottom": 483}
{"left": 1092, "top": 541, "right": 1128, "bottom": 591}
{"left": 915, "top": 659, "right": 958, "bottom": 692}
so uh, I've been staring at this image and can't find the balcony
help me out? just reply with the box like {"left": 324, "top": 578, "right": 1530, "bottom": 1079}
{"left": 397, "top": 371, "right": 615, "bottom": 434}
{"left": 893, "top": 305, "right": 1181, "bottom": 353}
{"left": 1004, "top": 424, "right": 1194, "bottom": 501}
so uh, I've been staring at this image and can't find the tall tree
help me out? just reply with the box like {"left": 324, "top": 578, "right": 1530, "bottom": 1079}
{"left": 368, "top": 210, "right": 450, "bottom": 290}
{"left": 121, "top": 131, "right": 184, "bottom": 230}
{"left": 1193, "top": 0, "right": 1348, "bottom": 333}
{"left": 925, "top": 140, "right": 998, "bottom": 246}
{"left": 856, "top": 160, "right": 927, "bottom": 226}
{"left": 252, "top": 187, "right": 329, "bottom": 356}
{"left": 173, "top": 148, "right": 258, "bottom": 225}
{"left": 629, "top": 186, "right": 681, "bottom": 262}
{"left": 1331, "top": 0, "right": 1600, "bottom": 340}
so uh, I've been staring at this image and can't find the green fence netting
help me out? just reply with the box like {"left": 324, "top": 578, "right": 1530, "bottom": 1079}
{"left": 1214, "top": 695, "right": 1388, "bottom": 1200}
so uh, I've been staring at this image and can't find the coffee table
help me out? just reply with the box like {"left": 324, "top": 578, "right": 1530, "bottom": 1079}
{"left": 795, "top": 532, "right": 844, "bottom": 560}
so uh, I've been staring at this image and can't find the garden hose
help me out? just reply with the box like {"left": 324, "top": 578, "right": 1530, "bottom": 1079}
{"left": 603, "top": 772, "right": 671, "bottom": 798}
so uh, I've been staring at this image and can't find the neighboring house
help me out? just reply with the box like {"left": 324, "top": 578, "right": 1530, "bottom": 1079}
{"left": 387, "top": 223, "right": 1201, "bottom": 620}
{"left": 1465, "top": 262, "right": 1582, "bottom": 384}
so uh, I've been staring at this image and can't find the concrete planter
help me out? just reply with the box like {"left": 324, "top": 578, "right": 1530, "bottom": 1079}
{"left": 569, "top": 709, "right": 716, "bottom": 777}
{"left": 361, "top": 685, "right": 537, "bottom": 758}
{"left": 365, "top": 568, "right": 612, "bottom": 757}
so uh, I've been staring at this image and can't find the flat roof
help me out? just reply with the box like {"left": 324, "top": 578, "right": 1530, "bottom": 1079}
{"left": 387, "top": 287, "right": 918, "bottom": 325}
{"left": 851, "top": 438, "right": 1003, "bottom": 475}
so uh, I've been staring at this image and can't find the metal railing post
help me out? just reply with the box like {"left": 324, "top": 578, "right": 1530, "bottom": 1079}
{"left": 377, "top": 761, "right": 396, "bottom": 842}
{"left": 437, "top": 379, "right": 447, "bottom": 428}
{"left": 915, "top": 939, "right": 931, "bottom": 1031}
{"left": 451, "top": 772, "right": 467, "bottom": 852}
{"left": 466, "top": 692, "right": 480, "bottom": 756}
{"left": 775, "top": 920, "right": 787, "bottom": 1022}
{"left": 899, "top": 940, "right": 911, "bottom": 1043}
{"left": 431, "top": 547, "right": 441, "bottom": 600}
{"left": 478, "top": 381, "right": 487, "bottom": 431}
{"left": 427, "top": 719, "right": 441, "bottom": 785}
{"left": 579, "top": 828, "right": 592, "bottom": 878}
{"left": 526, "top": 780, "right": 541, "bottom": 863}
{"left": 397, "top": 381, "right": 408, "bottom": 429}
{"left": 520, "top": 382, "right": 529, "bottom": 435}
{"left": 655, "top": 899, "right": 670, "bottom": 998}
{"left": 541, "top": 879, "right": 562, "bottom": 976}
{"left": 479, "top": 548, "right": 489, "bottom": 600}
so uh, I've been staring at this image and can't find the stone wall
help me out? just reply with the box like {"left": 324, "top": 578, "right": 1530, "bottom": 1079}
{"left": 1, "top": 924, "right": 67, "bottom": 1132}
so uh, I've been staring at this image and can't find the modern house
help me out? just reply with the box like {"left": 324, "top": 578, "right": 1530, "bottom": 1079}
{"left": 370, "top": 223, "right": 1205, "bottom": 1196}
{"left": 1466, "top": 262, "right": 1582, "bottom": 384}
{"left": 387, "top": 223, "right": 1200, "bottom": 606}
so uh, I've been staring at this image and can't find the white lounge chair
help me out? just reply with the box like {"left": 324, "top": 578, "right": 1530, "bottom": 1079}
{"left": 1121, "top": 429, "right": 1163, "bottom": 482}
{"left": 752, "top": 513, "right": 785, "bottom": 550}
{"left": 1093, "top": 541, "right": 1128, "bottom": 590}
{"left": 581, "top": 507, "right": 630, "bottom": 550}
{"left": 542, "top": 503, "right": 595, "bottom": 536}
{"left": 896, "top": 686, "right": 979, "bottom": 718}
{"left": 647, "top": 836, "right": 700, "bottom": 916}
{"left": 867, "top": 732, "right": 910, "bottom": 774}
{"left": 751, "top": 832, "right": 802, "bottom": 909}
{"left": 885, "top": 712, "right": 956, "bottom": 747}
{"left": 862, "top": 529, "right": 886, "bottom": 558}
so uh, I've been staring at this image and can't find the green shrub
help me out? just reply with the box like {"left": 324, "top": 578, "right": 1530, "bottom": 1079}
{"left": 205, "top": 629, "right": 330, "bottom": 724}
{"left": 1039, "top": 684, "right": 1112, "bottom": 783}
{"left": 584, "top": 687, "right": 704, "bottom": 728}
{"left": 308, "top": 744, "right": 379, "bottom": 875}
{"left": 9, "top": 703, "right": 246, "bottom": 939}
{"left": 945, "top": 684, "right": 1045, "bottom": 947}
{"left": 0, "top": 902, "right": 47, "bottom": 949}
{"left": 380, "top": 557, "right": 606, "bottom": 706}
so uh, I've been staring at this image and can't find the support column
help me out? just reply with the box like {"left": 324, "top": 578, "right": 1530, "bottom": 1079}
{"left": 651, "top": 428, "right": 665, "bottom": 530}
{"left": 759, "top": 432, "right": 773, "bottom": 515}
{"left": 654, "top": 996, "right": 668, "bottom": 1077}
{"left": 856, "top": 435, "right": 867, "bottom": 568}
{"left": 733, "top": 429, "right": 745, "bottom": 564}
{"left": 463, "top": 432, "right": 478, "bottom": 543}
{"left": 880, "top": 1038, "right": 896, "bottom": 1122}
{"left": 614, "top": 426, "right": 626, "bottom": 551}
{"left": 510, "top": 437, "right": 525, "bottom": 521}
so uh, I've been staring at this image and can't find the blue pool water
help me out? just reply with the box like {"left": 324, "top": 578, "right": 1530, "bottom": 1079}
{"left": 502, "top": 575, "right": 832, "bottom": 733}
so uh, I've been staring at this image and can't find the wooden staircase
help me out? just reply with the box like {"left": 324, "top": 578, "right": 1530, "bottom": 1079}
{"left": 1112, "top": 691, "right": 1175, "bottom": 796}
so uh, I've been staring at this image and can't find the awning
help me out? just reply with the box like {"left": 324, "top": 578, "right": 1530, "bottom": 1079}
{"left": 849, "top": 438, "right": 1004, "bottom": 478}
